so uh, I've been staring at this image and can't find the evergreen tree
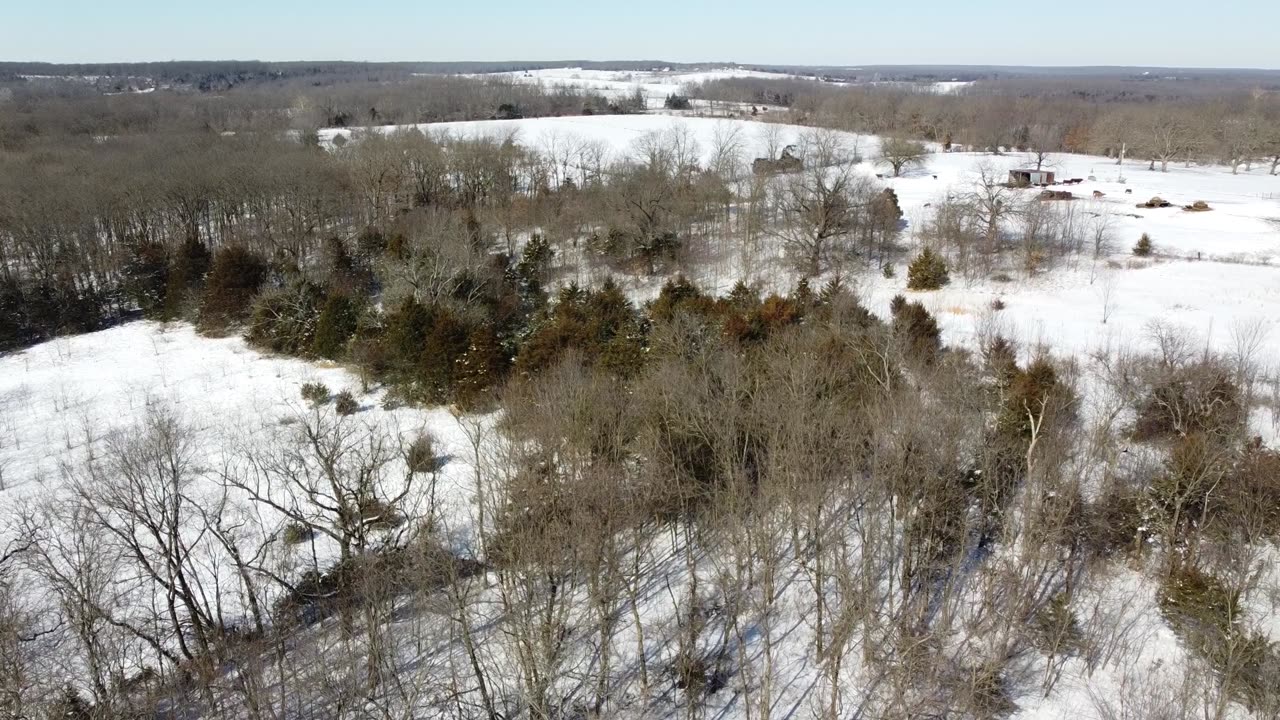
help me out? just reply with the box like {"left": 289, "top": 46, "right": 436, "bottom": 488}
{"left": 199, "top": 246, "right": 267, "bottom": 332}
{"left": 454, "top": 324, "right": 509, "bottom": 409}
{"left": 1133, "top": 232, "right": 1154, "bottom": 257}
{"left": 907, "top": 247, "right": 950, "bottom": 290}
{"left": 121, "top": 240, "right": 170, "bottom": 317}
{"left": 311, "top": 292, "right": 361, "bottom": 359}
{"left": 163, "top": 238, "right": 211, "bottom": 321}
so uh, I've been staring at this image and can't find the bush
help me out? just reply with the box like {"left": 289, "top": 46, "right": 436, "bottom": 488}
{"left": 1133, "top": 361, "right": 1243, "bottom": 441}
{"left": 199, "top": 246, "right": 267, "bottom": 332}
{"left": 282, "top": 522, "right": 315, "bottom": 545}
{"left": 881, "top": 261, "right": 896, "bottom": 279}
{"left": 996, "top": 357, "right": 1075, "bottom": 441}
{"left": 121, "top": 240, "right": 170, "bottom": 317}
{"left": 990, "top": 297, "right": 1007, "bottom": 311}
{"left": 247, "top": 280, "right": 324, "bottom": 354}
{"left": 890, "top": 294, "right": 943, "bottom": 364}
{"left": 1133, "top": 232, "right": 1154, "bottom": 257}
{"left": 983, "top": 335, "right": 1019, "bottom": 386}
{"left": 163, "top": 238, "right": 211, "bottom": 321}
{"left": 664, "top": 94, "right": 692, "bottom": 110}
{"left": 1160, "top": 563, "right": 1280, "bottom": 713}
{"left": 1083, "top": 485, "right": 1147, "bottom": 557}
{"left": 516, "top": 234, "right": 554, "bottom": 286}
{"left": 1148, "top": 432, "right": 1230, "bottom": 537}
{"left": 406, "top": 433, "right": 438, "bottom": 474}
{"left": 334, "top": 390, "right": 359, "bottom": 416}
{"left": 907, "top": 247, "right": 950, "bottom": 290}
{"left": 453, "top": 325, "right": 509, "bottom": 410}
{"left": 359, "top": 497, "right": 405, "bottom": 530}
{"left": 311, "top": 292, "right": 361, "bottom": 359}
{"left": 300, "top": 382, "right": 331, "bottom": 406}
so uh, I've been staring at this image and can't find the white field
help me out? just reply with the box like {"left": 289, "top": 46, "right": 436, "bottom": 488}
{"left": 6, "top": 111, "right": 1280, "bottom": 717}
{"left": 466, "top": 66, "right": 807, "bottom": 108}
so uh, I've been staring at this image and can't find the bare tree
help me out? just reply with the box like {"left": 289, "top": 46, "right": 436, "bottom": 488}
{"left": 1142, "top": 110, "right": 1199, "bottom": 172}
{"left": 1026, "top": 124, "right": 1064, "bottom": 171}
{"left": 878, "top": 136, "right": 929, "bottom": 177}
{"left": 769, "top": 129, "right": 866, "bottom": 275}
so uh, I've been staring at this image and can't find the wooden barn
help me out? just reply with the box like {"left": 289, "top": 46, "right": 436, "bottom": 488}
{"left": 1009, "top": 168, "right": 1056, "bottom": 186}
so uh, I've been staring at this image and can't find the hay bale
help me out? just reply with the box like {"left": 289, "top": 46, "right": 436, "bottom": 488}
{"left": 1184, "top": 200, "right": 1212, "bottom": 212}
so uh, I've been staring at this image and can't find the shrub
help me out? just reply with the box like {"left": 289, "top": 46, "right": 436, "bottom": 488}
{"left": 890, "top": 294, "right": 942, "bottom": 364}
{"left": 0, "top": 277, "right": 35, "bottom": 351}
{"left": 334, "top": 390, "right": 359, "bottom": 416}
{"left": 957, "top": 658, "right": 1016, "bottom": 719}
{"left": 664, "top": 94, "right": 692, "bottom": 110}
{"left": 121, "top": 240, "right": 170, "bottom": 317}
{"left": 359, "top": 497, "right": 405, "bottom": 530}
{"left": 300, "top": 382, "right": 331, "bottom": 406}
{"left": 199, "top": 246, "right": 267, "bottom": 332}
{"left": 881, "top": 261, "right": 896, "bottom": 279}
{"left": 516, "top": 234, "right": 554, "bottom": 286}
{"left": 453, "top": 325, "right": 509, "bottom": 410}
{"left": 47, "top": 686, "right": 93, "bottom": 720}
{"left": 907, "top": 247, "right": 950, "bottom": 290}
{"left": 990, "top": 297, "right": 1007, "bottom": 311}
{"left": 1029, "top": 591, "right": 1083, "bottom": 657}
{"left": 406, "top": 433, "right": 438, "bottom": 474}
{"left": 311, "top": 292, "right": 361, "bottom": 360}
{"left": 1159, "top": 563, "right": 1280, "bottom": 713}
{"left": 162, "top": 238, "right": 211, "bottom": 321}
{"left": 983, "top": 335, "right": 1019, "bottom": 386}
{"left": 1133, "top": 361, "right": 1243, "bottom": 441}
{"left": 416, "top": 307, "right": 472, "bottom": 402}
{"left": 1133, "top": 232, "right": 1154, "bottom": 257}
{"left": 1147, "top": 432, "right": 1230, "bottom": 537}
{"left": 1083, "top": 485, "right": 1147, "bottom": 558}
{"left": 247, "top": 280, "right": 324, "bottom": 354}
{"left": 996, "top": 357, "right": 1075, "bottom": 441}
{"left": 282, "top": 522, "right": 315, "bottom": 545}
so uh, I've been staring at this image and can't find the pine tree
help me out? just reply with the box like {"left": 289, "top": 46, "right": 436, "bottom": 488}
{"left": 198, "top": 246, "right": 266, "bottom": 332}
{"left": 907, "top": 247, "right": 950, "bottom": 290}
{"left": 162, "top": 238, "right": 211, "bottom": 321}
{"left": 121, "top": 240, "right": 170, "bottom": 317}
{"left": 1133, "top": 233, "right": 1154, "bottom": 257}
{"left": 312, "top": 292, "right": 361, "bottom": 359}
{"left": 454, "top": 325, "right": 509, "bottom": 409}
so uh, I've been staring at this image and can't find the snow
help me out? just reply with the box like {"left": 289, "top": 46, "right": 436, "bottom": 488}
{"left": 0, "top": 322, "right": 488, "bottom": 629}
{"left": 320, "top": 114, "right": 855, "bottom": 167}
{"left": 466, "top": 66, "right": 806, "bottom": 108}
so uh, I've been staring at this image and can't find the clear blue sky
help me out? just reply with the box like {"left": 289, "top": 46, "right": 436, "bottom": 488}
{"left": 3, "top": 0, "right": 1277, "bottom": 68}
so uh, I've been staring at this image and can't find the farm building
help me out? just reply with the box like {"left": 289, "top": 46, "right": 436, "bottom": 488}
{"left": 1009, "top": 168, "right": 1056, "bottom": 186}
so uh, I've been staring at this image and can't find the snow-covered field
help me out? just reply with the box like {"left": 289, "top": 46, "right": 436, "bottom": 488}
{"left": 0, "top": 322, "right": 487, "bottom": 636}
{"left": 320, "top": 114, "right": 839, "bottom": 165}
{"left": 466, "top": 66, "right": 804, "bottom": 108}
